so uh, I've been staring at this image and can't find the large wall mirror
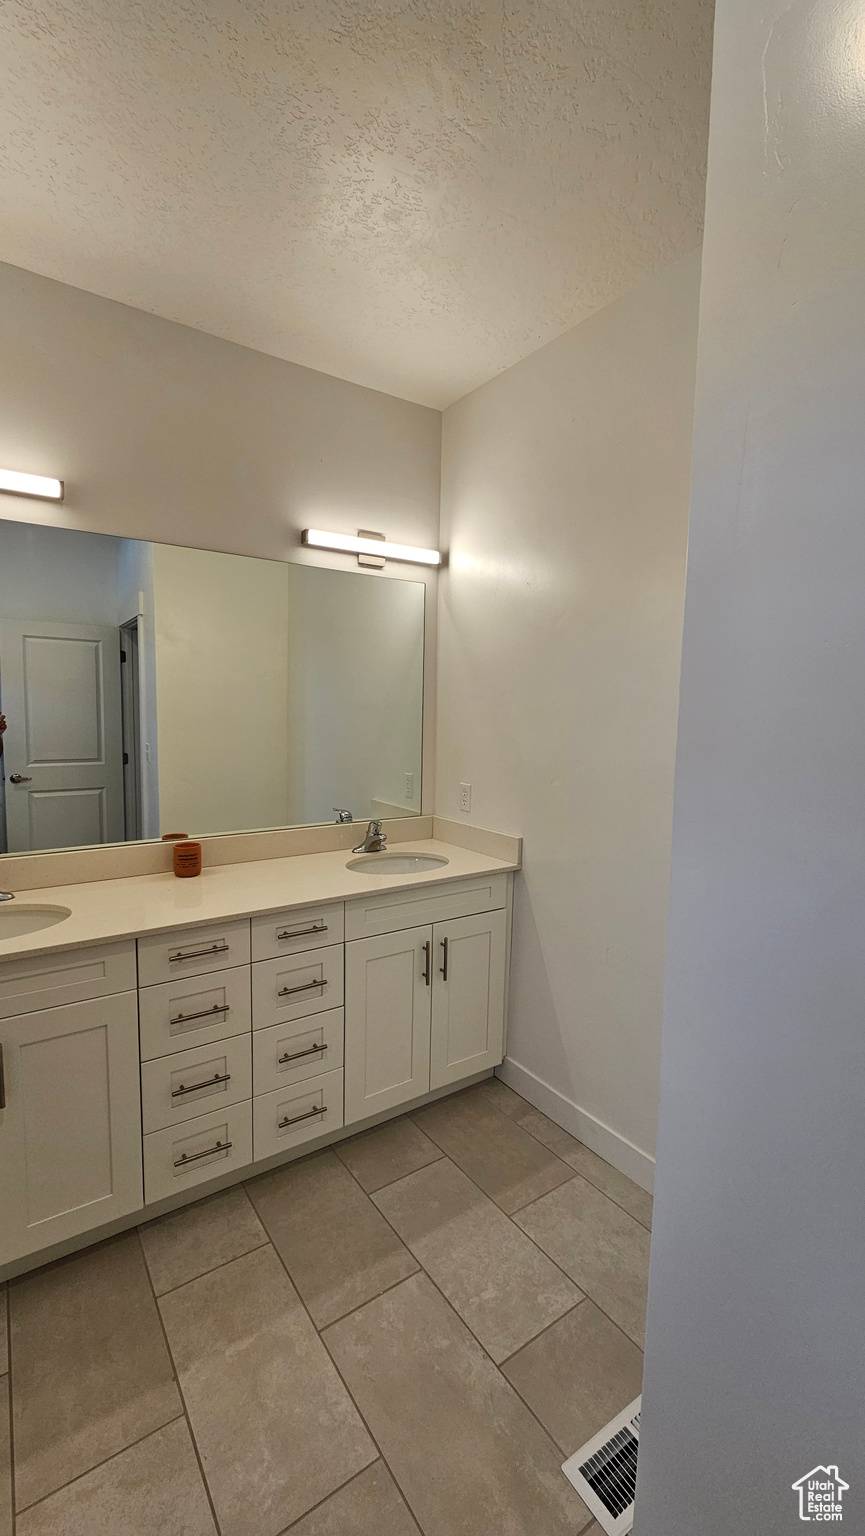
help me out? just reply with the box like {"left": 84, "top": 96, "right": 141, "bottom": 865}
{"left": 0, "top": 519, "right": 425, "bottom": 856}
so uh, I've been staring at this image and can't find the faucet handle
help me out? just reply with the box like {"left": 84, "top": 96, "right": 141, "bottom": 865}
{"left": 334, "top": 808, "right": 353, "bottom": 823}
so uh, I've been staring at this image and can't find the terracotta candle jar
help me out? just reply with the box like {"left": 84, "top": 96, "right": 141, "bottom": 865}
{"left": 173, "top": 840, "right": 202, "bottom": 878}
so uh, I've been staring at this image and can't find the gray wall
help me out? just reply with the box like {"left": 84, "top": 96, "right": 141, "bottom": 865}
{"left": 637, "top": 2, "right": 865, "bottom": 1530}
{"left": 436, "top": 252, "right": 700, "bottom": 1181}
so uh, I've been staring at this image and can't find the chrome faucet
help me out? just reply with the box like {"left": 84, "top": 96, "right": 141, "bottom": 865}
{"left": 333, "top": 808, "right": 353, "bottom": 824}
{"left": 352, "top": 819, "right": 387, "bottom": 854}
{"left": 0, "top": 892, "right": 14, "bottom": 902}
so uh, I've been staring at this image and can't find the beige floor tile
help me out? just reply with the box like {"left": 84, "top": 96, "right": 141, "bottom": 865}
{"left": 517, "top": 1110, "right": 653, "bottom": 1228}
{"left": 139, "top": 1186, "right": 268, "bottom": 1295}
{"left": 324, "top": 1272, "right": 592, "bottom": 1536}
{"left": 502, "top": 1300, "right": 643, "bottom": 1454}
{"left": 247, "top": 1150, "right": 418, "bottom": 1327}
{"left": 412, "top": 1087, "right": 574, "bottom": 1213}
{"left": 334, "top": 1117, "right": 443, "bottom": 1193}
{"left": 159, "top": 1244, "right": 375, "bottom": 1536}
{"left": 11, "top": 1236, "right": 181, "bottom": 1510}
{"left": 15, "top": 1418, "right": 215, "bottom": 1536}
{"left": 0, "top": 1385, "right": 11, "bottom": 1536}
{"left": 288, "top": 1461, "right": 418, "bottom": 1536}
{"left": 514, "top": 1176, "right": 651, "bottom": 1347}
{"left": 470, "top": 1077, "right": 528, "bottom": 1119}
{"left": 374, "top": 1157, "right": 582, "bottom": 1362}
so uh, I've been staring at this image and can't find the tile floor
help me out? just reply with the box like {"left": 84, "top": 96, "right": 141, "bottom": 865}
{"left": 0, "top": 1079, "right": 651, "bottom": 1536}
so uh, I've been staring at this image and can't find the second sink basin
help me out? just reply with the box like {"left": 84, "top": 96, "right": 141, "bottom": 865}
{"left": 346, "top": 853, "right": 449, "bottom": 875}
{"left": 0, "top": 903, "right": 72, "bottom": 939}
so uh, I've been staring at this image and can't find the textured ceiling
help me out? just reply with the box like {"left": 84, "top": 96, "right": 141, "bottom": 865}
{"left": 0, "top": 1, "right": 713, "bottom": 407}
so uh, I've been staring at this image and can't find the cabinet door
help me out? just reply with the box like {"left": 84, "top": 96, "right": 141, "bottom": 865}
{"left": 430, "top": 910, "right": 507, "bottom": 1090}
{"left": 0, "top": 993, "right": 143, "bottom": 1265}
{"left": 344, "top": 927, "right": 432, "bottom": 1124}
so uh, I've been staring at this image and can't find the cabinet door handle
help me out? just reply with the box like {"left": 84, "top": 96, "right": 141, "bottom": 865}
{"left": 171, "top": 1071, "right": 231, "bottom": 1098}
{"left": 440, "top": 937, "right": 449, "bottom": 981}
{"left": 423, "top": 940, "right": 432, "bottom": 986}
{"left": 169, "top": 942, "right": 230, "bottom": 963}
{"left": 169, "top": 1003, "right": 230, "bottom": 1027}
{"left": 0, "top": 1044, "right": 5, "bottom": 1110}
{"left": 174, "top": 1138, "right": 232, "bottom": 1167}
{"left": 278, "top": 977, "right": 327, "bottom": 998}
{"left": 278, "top": 1103, "right": 327, "bottom": 1129}
{"left": 276, "top": 922, "right": 328, "bottom": 940}
{"left": 278, "top": 1041, "right": 328, "bottom": 1065}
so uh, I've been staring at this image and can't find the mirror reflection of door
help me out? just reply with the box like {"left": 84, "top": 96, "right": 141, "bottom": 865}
{"left": 0, "top": 620, "right": 124, "bottom": 852}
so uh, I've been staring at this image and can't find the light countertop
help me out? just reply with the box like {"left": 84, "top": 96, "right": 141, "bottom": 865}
{"left": 0, "top": 839, "right": 518, "bottom": 963}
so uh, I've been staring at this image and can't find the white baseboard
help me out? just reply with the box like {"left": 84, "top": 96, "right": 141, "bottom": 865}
{"left": 496, "top": 1057, "right": 655, "bottom": 1193}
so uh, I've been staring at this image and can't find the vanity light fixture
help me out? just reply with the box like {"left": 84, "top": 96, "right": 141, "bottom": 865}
{"left": 0, "top": 468, "right": 64, "bottom": 502}
{"left": 302, "top": 528, "right": 441, "bottom": 567}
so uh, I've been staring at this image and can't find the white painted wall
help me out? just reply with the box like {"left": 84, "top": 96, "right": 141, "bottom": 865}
{"left": 638, "top": 4, "right": 865, "bottom": 1530}
{"left": 436, "top": 250, "right": 701, "bottom": 1178}
{"left": 151, "top": 543, "right": 290, "bottom": 837}
{"left": 0, "top": 521, "right": 120, "bottom": 625}
{"left": 286, "top": 565, "right": 424, "bottom": 826}
{"left": 0, "top": 260, "right": 441, "bottom": 811}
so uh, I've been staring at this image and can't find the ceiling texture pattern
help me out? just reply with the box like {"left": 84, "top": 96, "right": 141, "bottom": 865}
{"left": 0, "top": 0, "right": 713, "bottom": 406}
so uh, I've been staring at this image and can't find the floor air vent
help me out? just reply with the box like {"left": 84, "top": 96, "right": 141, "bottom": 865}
{"left": 561, "top": 1397, "right": 641, "bottom": 1536}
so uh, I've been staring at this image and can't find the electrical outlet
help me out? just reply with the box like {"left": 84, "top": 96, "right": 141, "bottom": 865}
{"left": 404, "top": 772, "right": 414, "bottom": 800}
{"left": 459, "top": 781, "right": 472, "bottom": 813}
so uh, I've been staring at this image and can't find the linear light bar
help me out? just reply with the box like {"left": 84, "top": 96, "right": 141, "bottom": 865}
{"left": 0, "top": 468, "right": 64, "bottom": 502}
{"left": 302, "top": 528, "right": 440, "bottom": 566}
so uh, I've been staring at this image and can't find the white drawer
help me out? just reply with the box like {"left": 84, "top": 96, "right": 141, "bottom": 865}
{"left": 143, "top": 1100, "right": 253, "bottom": 1203}
{"left": 253, "top": 1068, "right": 344, "bottom": 1161}
{"left": 138, "top": 965, "right": 251, "bottom": 1062}
{"left": 252, "top": 1008, "right": 344, "bottom": 1096}
{"left": 252, "top": 944, "right": 344, "bottom": 1029}
{"left": 344, "top": 873, "right": 508, "bottom": 941}
{"left": 0, "top": 941, "right": 137, "bottom": 1020}
{"left": 137, "top": 919, "right": 251, "bottom": 987}
{"left": 251, "top": 903, "right": 344, "bottom": 961}
{"left": 141, "top": 1034, "right": 252, "bottom": 1133}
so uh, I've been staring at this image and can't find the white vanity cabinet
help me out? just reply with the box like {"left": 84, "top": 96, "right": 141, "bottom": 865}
{"left": 0, "top": 862, "right": 513, "bottom": 1274}
{"left": 430, "top": 909, "right": 508, "bottom": 1090}
{"left": 344, "top": 926, "right": 434, "bottom": 1122}
{"left": 0, "top": 942, "right": 142, "bottom": 1266}
{"left": 343, "top": 877, "right": 509, "bottom": 1123}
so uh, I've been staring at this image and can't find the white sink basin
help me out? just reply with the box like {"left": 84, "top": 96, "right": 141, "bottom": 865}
{"left": 346, "top": 853, "right": 449, "bottom": 875}
{"left": 0, "top": 903, "right": 71, "bottom": 939}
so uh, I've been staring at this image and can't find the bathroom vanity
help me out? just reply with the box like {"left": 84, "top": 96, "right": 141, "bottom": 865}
{"left": 0, "top": 838, "right": 517, "bottom": 1273}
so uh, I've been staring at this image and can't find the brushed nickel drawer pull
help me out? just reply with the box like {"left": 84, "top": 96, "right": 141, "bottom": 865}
{"left": 278, "top": 1041, "right": 328, "bottom": 1065}
{"left": 423, "top": 940, "right": 432, "bottom": 986}
{"left": 276, "top": 922, "right": 328, "bottom": 940}
{"left": 278, "top": 1103, "right": 327, "bottom": 1130}
{"left": 169, "top": 942, "right": 230, "bottom": 963}
{"left": 171, "top": 1071, "right": 231, "bottom": 1098}
{"left": 170, "top": 1003, "right": 230, "bottom": 1027}
{"left": 278, "top": 977, "right": 327, "bottom": 998}
{"left": 174, "top": 1138, "right": 232, "bottom": 1167}
{"left": 440, "top": 937, "right": 449, "bottom": 981}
